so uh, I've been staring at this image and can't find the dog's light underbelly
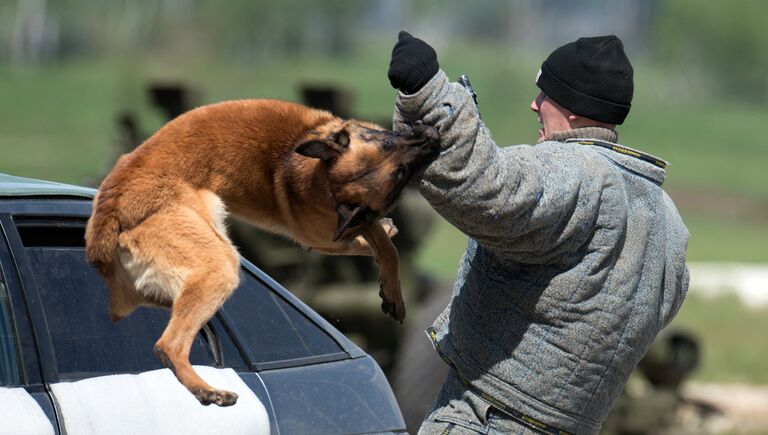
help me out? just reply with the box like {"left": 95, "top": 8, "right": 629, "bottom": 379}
{"left": 199, "top": 190, "right": 230, "bottom": 239}
{"left": 118, "top": 247, "right": 189, "bottom": 303}
{"left": 116, "top": 189, "right": 235, "bottom": 303}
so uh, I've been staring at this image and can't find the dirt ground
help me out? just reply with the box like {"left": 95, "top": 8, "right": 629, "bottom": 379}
{"left": 677, "top": 383, "right": 768, "bottom": 434}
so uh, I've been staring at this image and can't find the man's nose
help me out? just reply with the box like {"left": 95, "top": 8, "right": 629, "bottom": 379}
{"left": 531, "top": 92, "right": 543, "bottom": 112}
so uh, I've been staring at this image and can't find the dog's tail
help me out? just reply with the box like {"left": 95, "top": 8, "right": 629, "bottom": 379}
{"left": 85, "top": 188, "right": 121, "bottom": 277}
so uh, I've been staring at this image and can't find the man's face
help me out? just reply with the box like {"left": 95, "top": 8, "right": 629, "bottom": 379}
{"left": 530, "top": 91, "right": 571, "bottom": 141}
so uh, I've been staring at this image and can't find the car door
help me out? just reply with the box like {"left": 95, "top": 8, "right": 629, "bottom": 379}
{"left": 2, "top": 198, "right": 405, "bottom": 434}
{"left": 2, "top": 200, "right": 275, "bottom": 434}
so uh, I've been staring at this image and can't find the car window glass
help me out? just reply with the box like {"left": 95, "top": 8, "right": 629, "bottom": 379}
{"left": 17, "top": 218, "right": 344, "bottom": 376}
{"left": 17, "top": 222, "right": 216, "bottom": 380}
{"left": 0, "top": 277, "right": 22, "bottom": 386}
{"left": 223, "top": 268, "right": 344, "bottom": 366}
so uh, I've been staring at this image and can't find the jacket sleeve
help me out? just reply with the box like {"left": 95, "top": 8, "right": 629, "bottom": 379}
{"left": 661, "top": 191, "right": 691, "bottom": 327}
{"left": 393, "top": 70, "right": 603, "bottom": 262}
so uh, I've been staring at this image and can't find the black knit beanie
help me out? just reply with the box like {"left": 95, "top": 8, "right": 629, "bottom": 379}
{"left": 536, "top": 35, "right": 633, "bottom": 125}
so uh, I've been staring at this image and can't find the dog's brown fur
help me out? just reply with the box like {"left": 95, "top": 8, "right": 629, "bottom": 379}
{"left": 85, "top": 99, "right": 438, "bottom": 406}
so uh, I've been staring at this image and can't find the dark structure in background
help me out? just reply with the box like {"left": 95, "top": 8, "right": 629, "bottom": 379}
{"left": 300, "top": 85, "right": 355, "bottom": 120}
{"left": 639, "top": 330, "right": 700, "bottom": 389}
{"left": 149, "top": 84, "right": 198, "bottom": 120}
{"left": 603, "top": 329, "right": 703, "bottom": 435}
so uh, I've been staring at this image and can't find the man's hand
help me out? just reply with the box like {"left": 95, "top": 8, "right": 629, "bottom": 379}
{"left": 388, "top": 31, "right": 439, "bottom": 95}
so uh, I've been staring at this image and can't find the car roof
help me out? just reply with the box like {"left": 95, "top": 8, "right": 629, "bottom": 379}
{"left": 0, "top": 172, "right": 96, "bottom": 199}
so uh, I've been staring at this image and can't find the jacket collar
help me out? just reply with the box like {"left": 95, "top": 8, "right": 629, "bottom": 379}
{"left": 545, "top": 127, "right": 668, "bottom": 186}
{"left": 547, "top": 127, "right": 618, "bottom": 144}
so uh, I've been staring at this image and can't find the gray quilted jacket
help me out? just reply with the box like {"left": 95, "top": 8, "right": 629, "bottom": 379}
{"left": 393, "top": 70, "right": 690, "bottom": 434}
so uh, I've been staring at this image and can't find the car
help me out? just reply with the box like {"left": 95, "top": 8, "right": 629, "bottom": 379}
{"left": 0, "top": 172, "right": 406, "bottom": 435}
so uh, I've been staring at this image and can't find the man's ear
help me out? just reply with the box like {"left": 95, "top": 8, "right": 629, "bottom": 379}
{"left": 295, "top": 140, "right": 340, "bottom": 164}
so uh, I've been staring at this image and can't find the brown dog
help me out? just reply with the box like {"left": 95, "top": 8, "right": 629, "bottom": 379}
{"left": 84, "top": 99, "right": 439, "bottom": 406}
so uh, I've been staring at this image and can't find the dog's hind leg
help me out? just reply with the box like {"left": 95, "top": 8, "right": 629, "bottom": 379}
{"left": 120, "top": 189, "right": 242, "bottom": 406}
{"left": 154, "top": 194, "right": 241, "bottom": 406}
{"left": 153, "top": 261, "right": 239, "bottom": 406}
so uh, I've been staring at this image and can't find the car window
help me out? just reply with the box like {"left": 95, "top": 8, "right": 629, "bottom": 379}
{"left": 16, "top": 221, "right": 216, "bottom": 380}
{"left": 16, "top": 217, "right": 346, "bottom": 377}
{"left": 222, "top": 267, "right": 345, "bottom": 367}
{"left": 0, "top": 275, "right": 22, "bottom": 386}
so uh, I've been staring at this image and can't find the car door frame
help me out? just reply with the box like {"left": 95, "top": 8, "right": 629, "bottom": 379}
{"left": 0, "top": 198, "right": 94, "bottom": 387}
{"left": 0, "top": 201, "right": 71, "bottom": 435}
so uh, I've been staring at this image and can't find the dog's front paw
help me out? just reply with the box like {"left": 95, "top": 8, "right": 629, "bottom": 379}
{"left": 378, "top": 283, "right": 406, "bottom": 322}
{"left": 379, "top": 218, "right": 398, "bottom": 238}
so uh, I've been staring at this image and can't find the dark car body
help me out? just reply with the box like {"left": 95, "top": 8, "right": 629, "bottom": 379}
{"left": 0, "top": 173, "right": 405, "bottom": 434}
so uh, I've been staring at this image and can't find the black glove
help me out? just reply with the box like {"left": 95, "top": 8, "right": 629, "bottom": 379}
{"left": 388, "top": 31, "right": 439, "bottom": 94}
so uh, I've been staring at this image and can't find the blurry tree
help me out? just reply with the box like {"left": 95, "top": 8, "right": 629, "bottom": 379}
{"left": 9, "top": 0, "right": 58, "bottom": 66}
{"left": 9, "top": 0, "right": 764, "bottom": 93}
{"left": 651, "top": 0, "right": 768, "bottom": 102}
{"left": 409, "top": 0, "right": 510, "bottom": 41}
{"left": 198, "top": 0, "right": 364, "bottom": 60}
{"left": 2, "top": 0, "right": 369, "bottom": 64}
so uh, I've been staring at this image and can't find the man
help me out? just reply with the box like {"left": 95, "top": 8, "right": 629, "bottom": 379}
{"left": 388, "top": 32, "right": 689, "bottom": 434}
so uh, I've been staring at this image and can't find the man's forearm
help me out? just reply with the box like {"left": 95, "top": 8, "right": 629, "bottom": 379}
{"left": 394, "top": 70, "right": 526, "bottom": 242}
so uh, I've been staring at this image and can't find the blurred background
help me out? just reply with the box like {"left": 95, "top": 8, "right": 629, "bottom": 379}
{"left": 1, "top": 0, "right": 766, "bottom": 433}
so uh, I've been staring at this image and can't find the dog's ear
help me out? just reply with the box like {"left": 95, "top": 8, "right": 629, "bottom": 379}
{"left": 334, "top": 204, "right": 367, "bottom": 241}
{"left": 295, "top": 140, "right": 340, "bottom": 164}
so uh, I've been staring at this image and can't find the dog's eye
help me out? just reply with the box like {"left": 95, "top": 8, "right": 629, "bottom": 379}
{"left": 393, "top": 165, "right": 409, "bottom": 180}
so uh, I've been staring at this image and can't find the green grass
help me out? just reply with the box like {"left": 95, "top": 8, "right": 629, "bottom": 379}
{"left": 0, "top": 41, "right": 766, "bottom": 267}
{"left": 2, "top": 42, "right": 764, "bottom": 386}
{"left": 625, "top": 102, "right": 768, "bottom": 198}
{"left": 415, "top": 215, "right": 467, "bottom": 278}
{"left": 682, "top": 213, "right": 768, "bottom": 263}
{"left": 0, "top": 62, "right": 121, "bottom": 184}
{"left": 668, "top": 294, "right": 768, "bottom": 384}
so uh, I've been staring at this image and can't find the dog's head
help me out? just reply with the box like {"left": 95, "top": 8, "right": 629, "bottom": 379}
{"left": 295, "top": 120, "right": 439, "bottom": 241}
